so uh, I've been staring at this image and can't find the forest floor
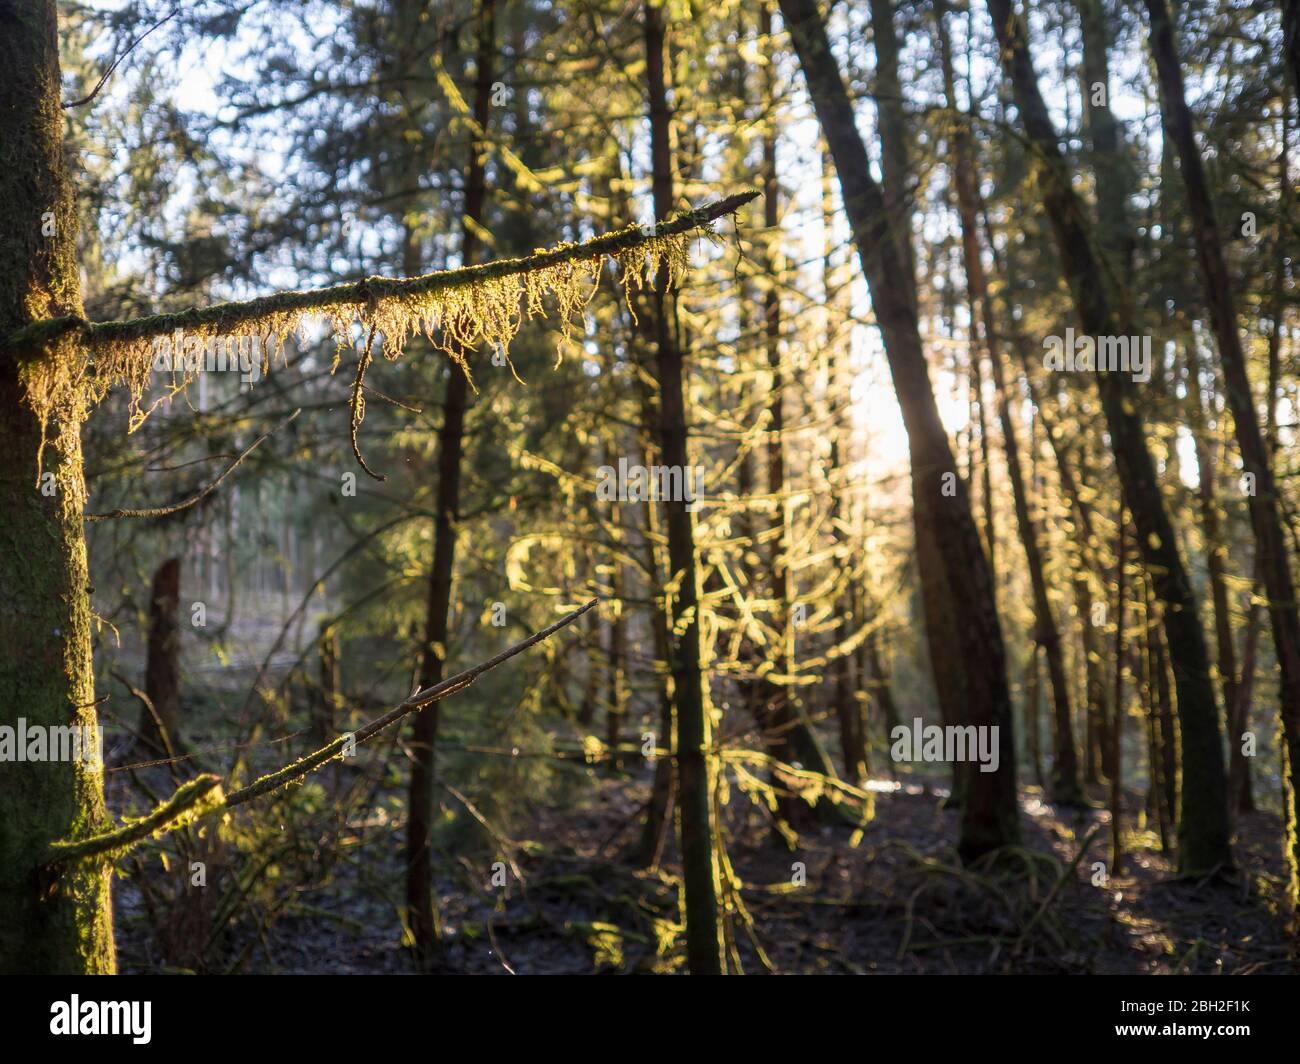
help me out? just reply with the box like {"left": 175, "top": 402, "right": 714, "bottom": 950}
{"left": 113, "top": 755, "right": 1299, "bottom": 974}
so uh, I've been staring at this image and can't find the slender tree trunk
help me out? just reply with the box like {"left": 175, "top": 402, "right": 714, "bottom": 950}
{"left": 142, "top": 557, "right": 183, "bottom": 755}
{"left": 1144, "top": 0, "right": 1300, "bottom": 890}
{"left": 577, "top": 554, "right": 599, "bottom": 728}
{"left": 606, "top": 164, "right": 682, "bottom": 866}
{"left": 821, "top": 152, "right": 869, "bottom": 789}
{"left": 1073, "top": 0, "right": 1131, "bottom": 271}
{"left": 780, "top": 0, "right": 1020, "bottom": 859}
{"left": 1026, "top": 646, "right": 1045, "bottom": 790}
{"left": 970, "top": 339, "right": 997, "bottom": 571}
{"left": 313, "top": 621, "right": 341, "bottom": 745}
{"left": 860, "top": 606, "right": 902, "bottom": 780}
{"left": 1111, "top": 514, "right": 1127, "bottom": 874}
{"left": 986, "top": 0, "right": 1231, "bottom": 873}
{"left": 935, "top": 8, "right": 1082, "bottom": 806}
{"left": 0, "top": 0, "right": 115, "bottom": 973}
{"left": 643, "top": 0, "right": 725, "bottom": 973}
{"left": 1185, "top": 345, "right": 1249, "bottom": 816}
{"left": 605, "top": 536, "right": 626, "bottom": 771}
{"left": 1283, "top": 0, "right": 1300, "bottom": 102}
{"left": 867, "top": 0, "right": 916, "bottom": 298}
{"left": 1233, "top": 587, "right": 1263, "bottom": 814}
{"left": 630, "top": 331, "right": 678, "bottom": 866}
{"left": 407, "top": 0, "right": 497, "bottom": 965}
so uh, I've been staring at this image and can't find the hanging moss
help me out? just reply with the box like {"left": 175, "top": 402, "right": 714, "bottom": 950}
{"left": 13, "top": 192, "right": 757, "bottom": 449}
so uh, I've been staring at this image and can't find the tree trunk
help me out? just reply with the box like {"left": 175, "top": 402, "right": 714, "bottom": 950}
{"left": 779, "top": 0, "right": 1020, "bottom": 860}
{"left": 1073, "top": 0, "right": 1131, "bottom": 270}
{"left": 935, "top": 8, "right": 1082, "bottom": 806}
{"left": 986, "top": 0, "right": 1230, "bottom": 874}
{"left": 1185, "top": 345, "right": 1248, "bottom": 814}
{"left": 142, "top": 557, "right": 183, "bottom": 755}
{"left": 604, "top": 550, "right": 626, "bottom": 771}
{"left": 822, "top": 152, "right": 869, "bottom": 788}
{"left": 1283, "top": 0, "right": 1300, "bottom": 102}
{"left": 643, "top": 0, "right": 725, "bottom": 974}
{"left": 1144, "top": 0, "right": 1300, "bottom": 890}
{"left": 0, "top": 0, "right": 115, "bottom": 974}
{"left": 867, "top": 0, "right": 916, "bottom": 299}
{"left": 1025, "top": 646, "right": 1045, "bottom": 790}
{"left": 1111, "top": 514, "right": 1127, "bottom": 874}
{"left": 313, "top": 621, "right": 342, "bottom": 746}
{"left": 406, "top": 0, "right": 497, "bottom": 965}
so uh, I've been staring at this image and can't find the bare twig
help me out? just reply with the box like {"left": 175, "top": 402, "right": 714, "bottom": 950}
{"left": 62, "top": 7, "right": 181, "bottom": 110}
{"left": 223, "top": 598, "right": 598, "bottom": 808}
{"left": 86, "top": 408, "right": 301, "bottom": 521}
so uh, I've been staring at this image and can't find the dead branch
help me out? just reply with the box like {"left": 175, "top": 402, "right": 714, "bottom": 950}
{"left": 85, "top": 408, "right": 301, "bottom": 521}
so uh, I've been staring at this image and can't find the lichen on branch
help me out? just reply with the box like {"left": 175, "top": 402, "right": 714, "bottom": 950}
{"left": 12, "top": 192, "right": 757, "bottom": 438}
{"left": 41, "top": 773, "right": 225, "bottom": 872}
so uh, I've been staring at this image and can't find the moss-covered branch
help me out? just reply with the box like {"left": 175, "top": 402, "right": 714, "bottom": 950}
{"left": 5, "top": 193, "right": 757, "bottom": 352}
{"left": 39, "top": 600, "right": 596, "bottom": 879}
{"left": 42, "top": 774, "right": 224, "bottom": 870}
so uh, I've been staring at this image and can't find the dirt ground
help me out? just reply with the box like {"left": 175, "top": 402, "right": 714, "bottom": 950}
{"left": 113, "top": 758, "right": 1299, "bottom": 974}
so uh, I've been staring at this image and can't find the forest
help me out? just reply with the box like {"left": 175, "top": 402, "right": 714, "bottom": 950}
{"left": 1, "top": 0, "right": 1298, "bottom": 994}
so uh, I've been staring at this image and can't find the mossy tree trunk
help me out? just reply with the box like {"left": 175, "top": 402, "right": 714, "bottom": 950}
{"left": 0, "top": 0, "right": 115, "bottom": 974}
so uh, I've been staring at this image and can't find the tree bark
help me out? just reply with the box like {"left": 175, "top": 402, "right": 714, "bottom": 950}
{"left": 0, "top": 0, "right": 115, "bottom": 973}
{"left": 1144, "top": 0, "right": 1300, "bottom": 889}
{"left": 643, "top": 0, "right": 725, "bottom": 973}
{"left": 312, "top": 621, "right": 341, "bottom": 746}
{"left": 1111, "top": 514, "right": 1127, "bottom": 874}
{"left": 1283, "top": 0, "right": 1300, "bottom": 103}
{"left": 142, "top": 557, "right": 183, "bottom": 755}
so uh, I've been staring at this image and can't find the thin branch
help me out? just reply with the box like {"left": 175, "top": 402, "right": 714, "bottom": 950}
{"left": 223, "top": 597, "right": 598, "bottom": 808}
{"left": 85, "top": 408, "right": 300, "bottom": 521}
{"left": 364, "top": 383, "right": 423, "bottom": 413}
{"left": 108, "top": 667, "right": 183, "bottom": 779}
{"left": 5, "top": 193, "right": 758, "bottom": 352}
{"left": 39, "top": 600, "right": 595, "bottom": 878}
{"left": 62, "top": 7, "right": 182, "bottom": 109}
